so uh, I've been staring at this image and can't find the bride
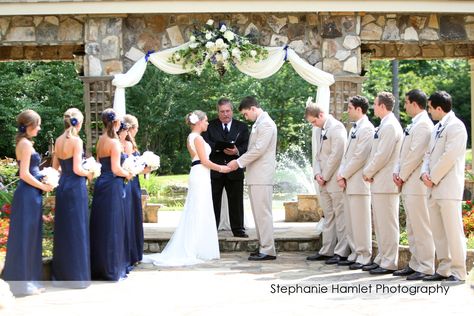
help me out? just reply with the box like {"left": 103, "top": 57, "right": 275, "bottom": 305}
{"left": 142, "top": 110, "right": 231, "bottom": 266}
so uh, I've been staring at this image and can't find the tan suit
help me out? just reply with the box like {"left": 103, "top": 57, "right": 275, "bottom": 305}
{"left": 363, "top": 112, "right": 403, "bottom": 270}
{"left": 421, "top": 111, "right": 467, "bottom": 280}
{"left": 395, "top": 111, "right": 435, "bottom": 274}
{"left": 238, "top": 111, "right": 277, "bottom": 256}
{"left": 339, "top": 115, "right": 374, "bottom": 264}
{"left": 314, "top": 115, "right": 348, "bottom": 257}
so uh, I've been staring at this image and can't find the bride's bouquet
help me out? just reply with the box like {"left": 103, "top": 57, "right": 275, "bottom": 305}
{"left": 138, "top": 151, "right": 161, "bottom": 171}
{"left": 82, "top": 157, "right": 102, "bottom": 178}
{"left": 39, "top": 167, "right": 60, "bottom": 188}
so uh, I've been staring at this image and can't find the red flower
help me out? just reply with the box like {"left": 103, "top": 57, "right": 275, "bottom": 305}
{"left": 1, "top": 204, "right": 11, "bottom": 214}
{"left": 467, "top": 200, "right": 472, "bottom": 205}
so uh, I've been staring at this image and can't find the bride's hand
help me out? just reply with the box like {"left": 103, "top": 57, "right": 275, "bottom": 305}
{"left": 219, "top": 166, "right": 232, "bottom": 173}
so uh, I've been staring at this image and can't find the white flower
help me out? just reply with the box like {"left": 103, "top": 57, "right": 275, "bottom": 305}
{"left": 189, "top": 42, "right": 199, "bottom": 49}
{"left": 206, "top": 19, "right": 214, "bottom": 26}
{"left": 190, "top": 35, "right": 196, "bottom": 42}
{"left": 40, "top": 167, "right": 60, "bottom": 188}
{"left": 173, "top": 52, "right": 181, "bottom": 61}
{"left": 82, "top": 157, "right": 102, "bottom": 178}
{"left": 189, "top": 113, "right": 199, "bottom": 124}
{"left": 231, "top": 47, "right": 241, "bottom": 57}
{"left": 139, "top": 151, "right": 161, "bottom": 171}
{"left": 250, "top": 50, "right": 257, "bottom": 57}
{"left": 223, "top": 30, "right": 235, "bottom": 41}
{"left": 215, "top": 38, "right": 225, "bottom": 48}
{"left": 215, "top": 53, "right": 223, "bottom": 63}
{"left": 221, "top": 49, "right": 229, "bottom": 60}
{"left": 220, "top": 24, "right": 227, "bottom": 32}
{"left": 122, "top": 155, "right": 144, "bottom": 176}
{"left": 205, "top": 32, "right": 212, "bottom": 40}
{"left": 205, "top": 41, "right": 215, "bottom": 50}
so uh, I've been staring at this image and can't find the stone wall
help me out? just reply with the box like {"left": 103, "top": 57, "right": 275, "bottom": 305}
{"left": 1, "top": 12, "right": 473, "bottom": 76}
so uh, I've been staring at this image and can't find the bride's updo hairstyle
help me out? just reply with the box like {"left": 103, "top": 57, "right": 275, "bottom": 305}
{"left": 16, "top": 109, "right": 41, "bottom": 144}
{"left": 63, "top": 108, "right": 84, "bottom": 138}
{"left": 185, "top": 110, "right": 206, "bottom": 128}
{"left": 101, "top": 108, "right": 119, "bottom": 139}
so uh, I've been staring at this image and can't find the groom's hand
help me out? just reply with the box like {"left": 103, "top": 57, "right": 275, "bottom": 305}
{"left": 227, "top": 160, "right": 239, "bottom": 171}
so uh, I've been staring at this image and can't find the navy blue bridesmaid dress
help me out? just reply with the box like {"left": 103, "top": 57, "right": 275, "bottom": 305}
{"left": 130, "top": 151, "right": 144, "bottom": 264}
{"left": 52, "top": 157, "right": 90, "bottom": 288}
{"left": 122, "top": 153, "right": 134, "bottom": 271}
{"left": 2, "top": 152, "right": 44, "bottom": 296}
{"left": 89, "top": 156, "right": 127, "bottom": 281}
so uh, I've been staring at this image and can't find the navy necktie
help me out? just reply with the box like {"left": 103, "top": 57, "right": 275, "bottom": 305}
{"left": 224, "top": 123, "right": 229, "bottom": 137}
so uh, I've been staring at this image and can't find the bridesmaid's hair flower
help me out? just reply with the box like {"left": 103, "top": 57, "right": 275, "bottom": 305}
{"left": 18, "top": 125, "right": 26, "bottom": 133}
{"left": 107, "top": 112, "right": 116, "bottom": 122}
{"left": 70, "top": 117, "right": 78, "bottom": 127}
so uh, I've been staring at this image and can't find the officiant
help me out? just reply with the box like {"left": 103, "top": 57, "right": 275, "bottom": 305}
{"left": 203, "top": 98, "right": 250, "bottom": 238}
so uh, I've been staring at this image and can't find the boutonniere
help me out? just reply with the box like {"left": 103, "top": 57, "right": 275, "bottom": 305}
{"left": 374, "top": 127, "right": 379, "bottom": 139}
{"left": 404, "top": 124, "right": 412, "bottom": 136}
{"left": 350, "top": 130, "right": 356, "bottom": 139}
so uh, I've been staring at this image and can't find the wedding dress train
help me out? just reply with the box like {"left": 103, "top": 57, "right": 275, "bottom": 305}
{"left": 142, "top": 133, "right": 220, "bottom": 266}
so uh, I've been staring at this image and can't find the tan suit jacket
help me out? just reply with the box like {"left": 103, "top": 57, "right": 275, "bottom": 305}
{"left": 421, "top": 111, "right": 467, "bottom": 200}
{"left": 395, "top": 111, "right": 433, "bottom": 195}
{"left": 339, "top": 116, "right": 374, "bottom": 195}
{"left": 314, "top": 115, "right": 346, "bottom": 193}
{"left": 363, "top": 112, "right": 403, "bottom": 194}
{"left": 238, "top": 111, "right": 277, "bottom": 185}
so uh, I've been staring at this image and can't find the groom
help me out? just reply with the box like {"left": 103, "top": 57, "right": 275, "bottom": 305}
{"left": 228, "top": 96, "right": 278, "bottom": 261}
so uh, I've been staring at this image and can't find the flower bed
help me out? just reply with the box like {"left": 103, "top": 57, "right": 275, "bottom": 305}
{"left": 463, "top": 200, "right": 474, "bottom": 240}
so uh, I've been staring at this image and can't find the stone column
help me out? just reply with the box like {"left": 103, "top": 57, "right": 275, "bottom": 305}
{"left": 470, "top": 59, "right": 474, "bottom": 151}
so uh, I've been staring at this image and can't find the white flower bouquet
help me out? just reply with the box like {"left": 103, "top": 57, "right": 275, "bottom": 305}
{"left": 39, "top": 167, "right": 60, "bottom": 188}
{"left": 138, "top": 151, "right": 161, "bottom": 171}
{"left": 82, "top": 157, "right": 102, "bottom": 178}
{"left": 169, "top": 19, "right": 268, "bottom": 76}
{"left": 122, "top": 155, "right": 144, "bottom": 177}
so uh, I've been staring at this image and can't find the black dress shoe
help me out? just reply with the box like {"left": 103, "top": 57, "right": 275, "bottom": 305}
{"left": 442, "top": 275, "right": 465, "bottom": 285}
{"left": 406, "top": 272, "right": 427, "bottom": 281}
{"left": 337, "top": 260, "right": 355, "bottom": 266}
{"left": 369, "top": 267, "right": 395, "bottom": 275}
{"left": 422, "top": 273, "right": 448, "bottom": 281}
{"left": 233, "top": 232, "right": 249, "bottom": 238}
{"left": 362, "top": 263, "right": 379, "bottom": 271}
{"left": 248, "top": 253, "right": 276, "bottom": 261}
{"left": 325, "top": 255, "right": 346, "bottom": 265}
{"left": 349, "top": 262, "right": 364, "bottom": 270}
{"left": 393, "top": 266, "right": 415, "bottom": 276}
{"left": 306, "top": 252, "right": 331, "bottom": 261}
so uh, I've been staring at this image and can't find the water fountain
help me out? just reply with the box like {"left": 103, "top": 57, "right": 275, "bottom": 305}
{"left": 275, "top": 145, "right": 323, "bottom": 222}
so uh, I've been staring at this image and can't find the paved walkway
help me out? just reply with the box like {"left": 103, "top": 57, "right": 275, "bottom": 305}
{"left": 4, "top": 252, "right": 474, "bottom": 316}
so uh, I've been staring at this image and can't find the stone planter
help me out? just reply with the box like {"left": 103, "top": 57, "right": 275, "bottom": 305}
{"left": 144, "top": 203, "right": 161, "bottom": 223}
{"left": 284, "top": 194, "right": 323, "bottom": 222}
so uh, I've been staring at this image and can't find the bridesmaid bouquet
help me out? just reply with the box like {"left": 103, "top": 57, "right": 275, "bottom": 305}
{"left": 82, "top": 157, "right": 102, "bottom": 178}
{"left": 122, "top": 155, "right": 144, "bottom": 176}
{"left": 40, "top": 167, "right": 60, "bottom": 188}
{"left": 138, "top": 151, "right": 161, "bottom": 171}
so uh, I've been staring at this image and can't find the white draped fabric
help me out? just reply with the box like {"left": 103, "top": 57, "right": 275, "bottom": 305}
{"left": 112, "top": 44, "right": 335, "bottom": 116}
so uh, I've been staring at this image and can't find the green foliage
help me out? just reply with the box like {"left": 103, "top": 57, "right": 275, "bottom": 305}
{"left": 0, "top": 61, "right": 83, "bottom": 158}
{"left": 363, "top": 59, "right": 471, "bottom": 146}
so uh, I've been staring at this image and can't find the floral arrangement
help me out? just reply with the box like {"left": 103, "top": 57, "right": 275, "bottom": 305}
{"left": 462, "top": 200, "right": 474, "bottom": 238}
{"left": 169, "top": 19, "right": 268, "bottom": 76}
{"left": 122, "top": 155, "right": 144, "bottom": 177}
{"left": 39, "top": 167, "right": 60, "bottom": 188}
{"left": 82, "top": 157, "right": 102, "bottom": 178}
{"left": 139, "top": 151, "right": 161, "bottom": 171}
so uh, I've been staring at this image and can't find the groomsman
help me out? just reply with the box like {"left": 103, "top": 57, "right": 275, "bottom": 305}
{"left": 228, "top": 96, "right": 278, "bottom": 261}
{"left": 305, "top": 104, "right": 349, "bottom": 264}
{"left": 363, "top": 92, "right": 403, "bottom": 274}
{"left": 421, "top": 91, "right": 467, "bottom": 284}
{"left": 337, "top": 96, "right": 374, "bottom": 270}
{"left": 203, "top": 98, "right": 250, "bottom": 238}
{"left": 392, "top": 89, "right": 435, "bottom": 280}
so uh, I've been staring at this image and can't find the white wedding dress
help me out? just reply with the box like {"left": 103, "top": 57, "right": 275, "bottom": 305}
{"left": 142, "top": 133, "right": 220, "bottom": 266}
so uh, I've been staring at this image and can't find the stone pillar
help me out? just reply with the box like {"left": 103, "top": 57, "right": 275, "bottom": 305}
{"left": 84, "top": 17, "right": 123, "bottom": 76}
{"left": 469, "top": 59, "right": 474, "bottom": 151}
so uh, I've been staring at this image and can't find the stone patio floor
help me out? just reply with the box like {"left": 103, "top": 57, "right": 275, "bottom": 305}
{"left": 5, "top": 251, "right": 474, "bottom": 316}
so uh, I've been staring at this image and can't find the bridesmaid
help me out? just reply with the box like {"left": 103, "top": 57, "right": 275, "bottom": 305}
{"left": 117, "top": 121, "right": 134, "bottom": 271}
{"left": 123, "top": 114, "right": 149, "bottom": 265}
{"left": 51, "top": 108, "right": 93, "bottom": 288}
{"left": 90, "top": 109, "right": 133, "bottom": 281}
{"left": 2, "top": 110, "right": 53, "bottom": 296}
